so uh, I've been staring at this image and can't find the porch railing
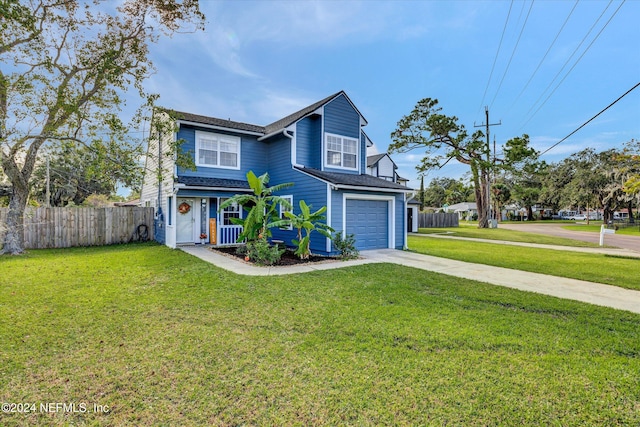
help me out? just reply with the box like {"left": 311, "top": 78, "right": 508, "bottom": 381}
{"left": 218, "top": 225, "right": 243, "bottom": 245}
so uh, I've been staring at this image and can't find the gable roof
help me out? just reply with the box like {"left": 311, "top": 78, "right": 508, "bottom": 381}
{"left": 263, "top": 92, "right": 342, "bottom": 135}
{"left": 169, "top": 91, "right": 368, "bottom": 138}
{"left": 367, "top": 153, "right": 387, "bottom": 167}
{"left": 295, "top": 167, "right": 412, "bottom": 192}
{"left": 447, "top": 202, "right": 477, "bottom": 211}
{"left": 173, "top": 111, "right": 266, "bottom": 135}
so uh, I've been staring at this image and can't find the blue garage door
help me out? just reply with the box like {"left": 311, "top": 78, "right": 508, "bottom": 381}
{"left": 346, "top": 199, "right": 389, "bottom": 250}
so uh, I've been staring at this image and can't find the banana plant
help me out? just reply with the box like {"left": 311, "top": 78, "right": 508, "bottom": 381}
{"left": 219, "top": 171, "right": 293, "bottom": 242}
{"left": 284, "top": 200, "right": 334, "bottom": 259}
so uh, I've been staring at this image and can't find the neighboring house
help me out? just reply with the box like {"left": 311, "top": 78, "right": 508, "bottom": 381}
{"left": 366, "top": 153, "right": 408, "bottom": 186}
{"left": 140, "top": 91, "right": 413, "bottom": 253}
{"left": 406, "top": 197, "right": 420, "bottom": 232}
{"left": 366, "top": 153, "right": 415, "bottom": 231}
{"left": 445, "top": 202, "right": 478, "bottom": 221}
{"left": 114, "top": 199, "right": 141, "bottom": 207}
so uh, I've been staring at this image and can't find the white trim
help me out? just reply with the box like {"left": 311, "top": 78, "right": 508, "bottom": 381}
{"left": 324, "top": 132, "right": 359, "bottom": 171}
{"left": 292, "top": 167, "right": 413, "bottom": 194}
{"left": 403, "top": 193, "right": 409, "bottom": 249}
{"left": 342, "top": 193, "right": 395, "bottom": 249}
{"left": 166, "top": 195, "right": 176, "bottom": 248}
{"left": 334, "top": 184, "right": 412, "bottom": 194}
{"left": 197, "top": 197, "right": 210, "bottom": 243}
{"left": 285, "top": 127, "right": 296, "bottom": 166}
{"left": 194, "top": 130, "right": 241, "bottom": 170}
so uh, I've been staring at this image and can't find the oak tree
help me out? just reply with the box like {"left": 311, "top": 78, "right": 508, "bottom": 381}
{"left": 0, "top": 0, "right": 204, "bottom": 254}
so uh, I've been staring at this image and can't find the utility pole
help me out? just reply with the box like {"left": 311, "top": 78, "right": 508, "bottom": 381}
{"left": 474, "top": 106, "right": 501, "bottom": 226}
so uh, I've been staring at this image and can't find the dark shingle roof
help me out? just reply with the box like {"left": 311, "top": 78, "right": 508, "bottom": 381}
{"left": 177, "top": 176, "right": 250, "bottom": 190}
{"left": 296, "top": 167, "right": 412, "bottom": 191}
{"left": 167, "top": 91, "right": 363, "bottom": 138}
{"left": 263, "top": 91, "right": 343, "bottom": 135}
{"left": 366, "top": 153, "right": 387, "bottom": 167}
{"left": 173, "top": 111, "right": 266, "bottom": 134}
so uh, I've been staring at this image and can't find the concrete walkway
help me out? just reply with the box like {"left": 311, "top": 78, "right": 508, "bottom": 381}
{"left": 181, "top": 245, "right": 640, "bottom": 315}
{"left": 411, "top": 232, "right": 640, "bottom": 258}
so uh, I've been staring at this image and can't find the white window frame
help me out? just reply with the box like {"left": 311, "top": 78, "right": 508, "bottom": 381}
{"left": 220, "top": 198, "right": 241, "bottom": 225}
{"left": 324, "top": 132, "right": 359, "bottom": 171}
{"left": 195, "top": 130, "right": 241, "bottom": 170}
{"left": 279, "top": 195, "right": 293, "bottom": 230}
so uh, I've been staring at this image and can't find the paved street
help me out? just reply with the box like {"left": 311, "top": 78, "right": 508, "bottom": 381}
{"left": 498, "top": 222, "right": 640, "bottom": 253}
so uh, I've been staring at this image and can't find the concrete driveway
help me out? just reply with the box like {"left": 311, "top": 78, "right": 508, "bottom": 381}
{"left": 498, "top": 222, "right": 640, "bottom": 253}
{"left": 182, "top": 246, "right": 640, "bottom": 314}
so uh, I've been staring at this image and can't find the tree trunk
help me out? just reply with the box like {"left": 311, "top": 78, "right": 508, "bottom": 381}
{"left": 472, "top": 163, "right": 489, "bottom": 228}
{"left": 527, "top": 205, "right": 534, "bottom": 221}
{"left": 2, "top": 187, "right": 28, "bottom": 255}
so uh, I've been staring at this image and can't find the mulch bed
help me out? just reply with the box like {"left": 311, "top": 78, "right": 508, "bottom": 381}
{"left": 212, "top": 246, "right": 339, "bottom": 266}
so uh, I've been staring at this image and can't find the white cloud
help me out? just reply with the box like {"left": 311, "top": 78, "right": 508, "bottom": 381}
{"left": 250, "top": 90, "right": 316, "bottom": 124}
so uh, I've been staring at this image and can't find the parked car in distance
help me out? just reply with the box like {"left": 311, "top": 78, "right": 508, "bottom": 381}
{"left": 571, "top": 214, "right": 587, "bottom": 220}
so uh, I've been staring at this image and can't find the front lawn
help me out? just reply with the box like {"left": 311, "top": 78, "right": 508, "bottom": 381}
{"left": 1, "top": 244, "right": 639, "bottom": 425}
{"left": 409, "top": 235, "right": 640, "bottom": 291}
{"left": 418, "top": 225, "right": 601, "bottom": 246}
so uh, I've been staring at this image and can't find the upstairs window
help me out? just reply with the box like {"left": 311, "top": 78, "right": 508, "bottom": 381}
{"left": 325, "top": 133, "right": 358, "bottom": 170}
{"left": 196, "top": 131, "right": 240, "bottom": 169}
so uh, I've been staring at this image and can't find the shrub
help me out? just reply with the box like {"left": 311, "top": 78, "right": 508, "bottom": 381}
{"left": 284, "top": 200, "right": 333, "bottom": 260}
{"left": 333, "top": 231, "right": 359, "bottom": 260}
{"left": 218, "top": 171, "right": 292, "bottom": 242}
{"left": 244, "top": 239, "right": 284, "bottom": 266}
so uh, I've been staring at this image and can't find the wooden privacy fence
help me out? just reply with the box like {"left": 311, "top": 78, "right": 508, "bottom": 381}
{"left": 418, "top": 212, "right": 459, "bottom": 228}
{"left": 0, "top": 207, "right": 155, "bottom": 249}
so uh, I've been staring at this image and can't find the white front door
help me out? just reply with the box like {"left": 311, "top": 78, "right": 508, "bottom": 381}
{"left": 176, "top": 198, "right": 195, "bottom": 243}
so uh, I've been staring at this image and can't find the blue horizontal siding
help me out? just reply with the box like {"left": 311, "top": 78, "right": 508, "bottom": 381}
{"left": 269, "top": 168, "right": 330, "bottom": 254}
{"left": 176, "top": 125, "right": 268, "bottom": 180}
{"left": 295, "top": 116, "right": 321, "bottom": 169}
{"left": 324, "top": 94, "right": 360, "bottom": 139}
{"left": 323, "top": 94, "right": 363, "bottom": 175}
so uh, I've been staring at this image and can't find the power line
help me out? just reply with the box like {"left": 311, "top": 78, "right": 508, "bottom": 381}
{"left": 519, "top": 0, "right": 621, "bottom": 131}
{"left": 540, "top": 81, "right": 640, "bottom": 156}
{"left": 489, "top": 0, "right": 535, "bottom": 110}
{"left": 507, "top": 0, "right": 579, "bottom": 111}
{"left": 477, "top": 0, "right": 514, "bottom": 117}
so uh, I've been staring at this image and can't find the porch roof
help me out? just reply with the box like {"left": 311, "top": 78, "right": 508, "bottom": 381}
{"left": 176, "top": 176, "right": 251, "bottom": 190}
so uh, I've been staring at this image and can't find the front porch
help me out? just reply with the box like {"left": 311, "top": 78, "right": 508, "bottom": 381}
{"left": 168, "top": 195, "right": 245, "bottom": 248}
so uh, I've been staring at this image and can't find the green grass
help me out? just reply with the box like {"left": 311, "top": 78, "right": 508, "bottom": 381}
{"left": 409, "top": 235, "right": 640, "bottom": 291}
{"left": 1, "top": 243, "right": 639, "bottom": 425}
{"left": 563, "top": 224, "right": 640, "bottom": 236}
{"left": 418, "top": 225, "right": 601, "bottom": 247}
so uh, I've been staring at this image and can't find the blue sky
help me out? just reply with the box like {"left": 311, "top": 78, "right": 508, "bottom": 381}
{"left": 141, "top": 0, "right": 639, "bottom": 189}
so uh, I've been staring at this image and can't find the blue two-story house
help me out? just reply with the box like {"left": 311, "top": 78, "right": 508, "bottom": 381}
{"left": 140, "top": 91, "right": 413, "bottom": 254}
